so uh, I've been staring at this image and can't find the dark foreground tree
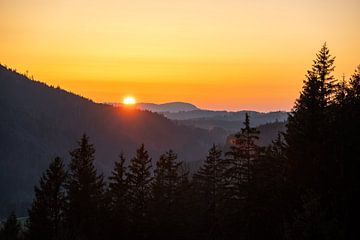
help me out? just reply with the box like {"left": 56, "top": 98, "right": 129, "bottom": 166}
{"left": 27, "top": 157, "right": 67, "bottom": 240}
{"left": 65, "top": 134, "right": 105, "bottom": 240}
{"left": 107, "top": 153, "right": 129, "bottom": 240}
{"left": 193, "top": 144, "right": 225, "bottom": 240}
{"left": 286, "top": 42, "right": 337, "bottom": 190}
{"left": 0, "top": 212, "right": 21, "bottom": 240}
{"left": 284, "top": 43, "right": 347, "bottom": 239}
{"left": 126, "top": 144, "right": 153, "bottom": 240}
{"left": 151, "top": 150, "right": 189, "bottom": 240}
{"left": 224, "top": 113, "right": 261, "bottom": 239}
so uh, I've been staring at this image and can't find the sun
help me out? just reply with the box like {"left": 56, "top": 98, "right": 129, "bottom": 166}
{"left": 123, "top": 96, "right": 136, "bottom": 105}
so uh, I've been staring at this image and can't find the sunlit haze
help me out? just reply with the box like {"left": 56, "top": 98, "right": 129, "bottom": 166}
{"left": 1, "top": 0, "right": 359, "bottom": 111}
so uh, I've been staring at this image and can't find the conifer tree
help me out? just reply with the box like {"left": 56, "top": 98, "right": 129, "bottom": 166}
{"left": 27, "top": 157, "right": 67, "bottom": 240}
{"left": 0, "top": 212, "right": 21, "bottom": 240}
{"left": 107, "top": 153, "right": 129, "bottom": 239}
{"left": 152, "top": 150, "right": 188, "bottom": 240}
{"left": 335, "top": 66, "right": 360, "bottom": 239}
{"left": 152, "top": 150, "right": 184, "bottom": 206}
{"left": 225, "top": 113, "right": 260, "bottom": 199}
{"left": 249, "top": 134, "right": 288, "bottom": 239}
{"left": 285, "top": 43, "right": 337, "bottom": 190}
{"left": 65, "top": 134, "right": 105, "bottom": 240}
{"left": 347, "top": 65, "right": 360, "bottom": 101}
{"left": 126, "top": 144, "right": 153, "bottom": 240}
{"left": 223, "top": 113, "right": 260, "bottom": 239}
{"left": 193, "top": 144, "right": 225, "bottom": 240}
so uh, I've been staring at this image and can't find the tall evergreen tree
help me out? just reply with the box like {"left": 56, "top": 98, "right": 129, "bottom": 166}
{"left": 126, "top": 144, "right": 153, "bottom": 240}
{"left": 224, "top": 113, "right": 260, "bottom": 239}
{"left": 249, "top": 134, "right": 288, "bottom": 240}
{"left": 334, "top": 66, "right": 360, "bottom": 239}
{"left": 152, "top": 150, "right": 189, "bottom": 240}
{"left": 285, "top": 43, "right": 337, "bottom": 190}
{"left": 65, "top": 134, "right": 105, "bottom": 240}
{"left": 284, "top": 44, "right": 347, "bottom": 239}
{"left": 225, "top": 113, "right": 260, "bottom": 199}
{"left": 27, "top": 157, "right": 67, "bottom": 240}
{"left": 193, "top": 144, "right": 225, "bottom": 240}
{"left": 0, "top": 212, "right": 21, "bottom": 240}
{"left": 107, "top": 153, "right": 129, "bottom": 240}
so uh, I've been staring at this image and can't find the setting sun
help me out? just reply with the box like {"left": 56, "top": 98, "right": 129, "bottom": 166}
{"left": 123, "top": 96, "right": 136, "bottom": 105}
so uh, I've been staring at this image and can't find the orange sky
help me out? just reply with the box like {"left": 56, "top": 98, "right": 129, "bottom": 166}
{"left": 1, "top": 0, "right": 359, "bottom": 111}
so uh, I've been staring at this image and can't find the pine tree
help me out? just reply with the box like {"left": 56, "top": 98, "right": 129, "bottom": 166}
{"left": 27, "top": 157, "right": 67, "bottom": 240}
{"left": 0, "top": 212, "right": 21, "bottom": 240}
{"left": 285, "top": 43, "right": 337, "bottom": 190}
{"left": 126, "top": 144, "right": 153, "bottom": 240}
{"left": 193, "top": 144, "right": 225, "bottom": 240}
{"left": 152, "top": 150, "right": 189, "bottom": 240}
{"left": 249, "top": 134, "right": 288, "bottom": 239}
{"left": 65, "top": 134, "right": 105, "bottom": 240}
{"left": 311, "top": 42, "right": 337, "bottom": 103}
{"left": 334, "top": 65, "right": 360, "bottom": 239}
{"left": 347, "top": 65, "right": 360, "bottom": 101}
{"left": 223, "top": 113, "right": 260, "bottom": 239}
{"left": 152, "top": 150, "right": 184, "bottom": 206}
{"left": 225, "top": 113, "right": 260, "bottom": 199}
{"left": 107, "top": 153, "right": 129, "bottom": 239}
{"left": 284, "top": 44, "right": 347, "bottom": 239}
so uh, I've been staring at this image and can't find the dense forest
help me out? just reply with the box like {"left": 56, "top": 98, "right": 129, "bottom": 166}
{"left": 1, "top": 43, "right": 359, "bottom": 239}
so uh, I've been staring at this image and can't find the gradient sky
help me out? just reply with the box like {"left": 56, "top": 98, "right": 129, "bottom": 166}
{"left": 1, "top": 0, "right": 359, "bottom": 111}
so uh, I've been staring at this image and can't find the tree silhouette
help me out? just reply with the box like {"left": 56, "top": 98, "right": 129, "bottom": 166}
{"left": 225, "top": 113, "right": 260, "bottom": 200}
{"left": 126, "top": 144, "right": 153, "bottom": 240}
{"left": 193, "top": 144, "right": 225, "bottom": 240}
{"left": 223, "top": 113, "right": 261, "bottom": 239}
{"left": 152, "top": 150, "right": 189, "bottom": 240}
{"left": 65, "top": 134, "right": 105, "bottom": 240}
{"left": 27, "top": 157, "right": 67, "bottom": 240}
{"left": 0, "top": 212, "right": 21, "bottom": 240}
{"left": 107, "top": 153, "right": 129, "bottom": 240}
{"left": 286, "top": 42, "right": 337, "bottom": 190}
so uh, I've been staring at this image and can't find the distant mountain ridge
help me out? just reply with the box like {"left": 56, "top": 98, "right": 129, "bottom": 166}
{"left": 106, "top": 101, "right": 288, "bottom": 132}
{"left": 137, "top": 102, "right": 199, "bottom": 112}
{"left": 106, "top": 102, "right": 288, "bottom": 127}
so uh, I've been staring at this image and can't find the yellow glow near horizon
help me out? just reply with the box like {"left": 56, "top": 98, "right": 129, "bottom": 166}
{"left": 123, "top": 96, "right": 136, "bottom": 105}
{"left": 1, "top": 0, "right": 359, "bottom": 111}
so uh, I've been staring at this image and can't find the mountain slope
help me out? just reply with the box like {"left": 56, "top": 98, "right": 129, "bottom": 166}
{"left": 0, "top": 65, "right": 223, "bottom": 217}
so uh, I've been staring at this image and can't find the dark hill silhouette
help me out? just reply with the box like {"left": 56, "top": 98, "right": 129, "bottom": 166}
{"left": 0, "top": 64, "right": 224, "bottom": 217}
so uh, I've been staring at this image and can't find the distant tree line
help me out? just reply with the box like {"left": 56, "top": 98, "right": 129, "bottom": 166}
{"left": 1, "top": 43, "right": 359, "bottom": 240}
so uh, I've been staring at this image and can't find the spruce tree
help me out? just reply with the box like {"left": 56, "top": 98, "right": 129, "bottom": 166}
{"left": 0, "top": 212, "right": 21, "bottom": 240}
{"left": 225, "top": 113, "right": 260, "bottom": 199}
{"left": 285, "top": 43, "right": 337, "bottom": 190}
{"left": 65, "top": 134, "right": 105, "bottom": 240}
{"left": 224, "top": 113, "right": 260, "bottom": 239}
{"left": 335, "top": 66, "right": 360, "bottom": 239}
{"left": 151, "top": 150, "right": 188, "bottom": 240}
{"left": 126, "top": 144, "right": 153, "bottom": 240}
{"left": 27, "top": 157, "right": 67, "bottom": 240}
{"left": 193, "top": 144, "right": 225, "bottom": 240}
{"left": 107, "top": 153, "right": 129, "bottom": 239}
{"left": 249, "top": 134, "right": 288, "bottom": 239}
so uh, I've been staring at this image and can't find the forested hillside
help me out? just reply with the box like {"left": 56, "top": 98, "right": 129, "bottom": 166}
{"left": 0, "top": 65, "right": 223, "bottom": 217}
